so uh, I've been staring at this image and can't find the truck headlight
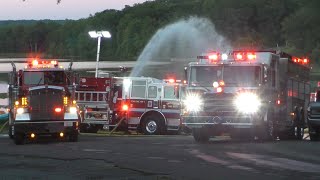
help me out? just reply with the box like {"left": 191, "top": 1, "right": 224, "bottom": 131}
{"left": 69, "top": 107, "right": 77, "bottom": 114}
{"left": 17, "top": 108, "right": 24, "bottom": 114}
{"left": 234, "top": 92, "right": 261, "bottom": 114}
{"left": 184, "top": 94, "right": 203, "bottom": 112}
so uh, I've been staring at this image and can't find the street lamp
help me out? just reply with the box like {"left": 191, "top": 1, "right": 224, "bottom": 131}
{"left": 88, "top": 30, "right": 112, "bottom": 77}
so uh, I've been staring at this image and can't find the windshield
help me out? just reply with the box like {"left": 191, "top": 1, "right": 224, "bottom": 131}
{"left": 190, "top": 65, "right": 261, "bottom": 87}
{"left": 23, "top": 71, "right": 65, "bottom": 85}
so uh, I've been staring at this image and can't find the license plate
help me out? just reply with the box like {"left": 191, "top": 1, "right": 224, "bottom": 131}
{"left": 64, "top": 121, "right": 73, "bottom": 127}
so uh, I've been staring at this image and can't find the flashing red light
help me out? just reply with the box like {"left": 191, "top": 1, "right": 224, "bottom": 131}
{"left": 303, "top": 58, "right": 309, "bottom": 64}
{"left": 217, "top": 87, "right": 223, "bottom": 93}
{"left": 168, "top": 79, "right": 175, "bottom": 83}
{"left": 183, "top": 80, "right": 187, "bottom": 84}
{"left": 122, "top": 104, "right": 129, "bottom": 111}
{"left": 54, "top": 107, "right": 62, "bottom": 113}
{"left": 208, "top": 53, "right": 219, "bottom": 61}
{"left": 235, "top": 53, "right": 244, "bottom": 60}
{"left": 247, "top": 52, "right": 256, "bottom": 60}
{"left": 32, "top": 59, "right": 39, "bottom": 66}
{"left": 292, "top": 57, "right": 309, "bottom": 65}
{"left": 51, "top": 60, "right": 58, "bottom": 65}
{"left": 276, "top": 100, "right": 281, "bottom": 105}
{"left": 219, "top": 80, "right": 225, "bottom": 86}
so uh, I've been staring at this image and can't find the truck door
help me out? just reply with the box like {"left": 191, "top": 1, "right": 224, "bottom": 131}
{"left": 161, "top": 84, "right": 182, "bottom": 130}
{"left": 128, "top": 79, "right": 147, "bottom": 125}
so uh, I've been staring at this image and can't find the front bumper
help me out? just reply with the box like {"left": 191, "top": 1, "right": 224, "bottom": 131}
{"left": 13, "top": 120, "right": 79, "bottom": 134}
{"left": 182, "top": 115, "right": 261, "bottom": 129}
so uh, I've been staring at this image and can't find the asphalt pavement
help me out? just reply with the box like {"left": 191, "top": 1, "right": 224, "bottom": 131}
{"left": 0, "top": 134, "right": 319, "bottom": 180}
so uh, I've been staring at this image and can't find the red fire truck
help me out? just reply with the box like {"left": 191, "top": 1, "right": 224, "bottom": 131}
{"left": 8, "top": 59, "right": 80, "bottom": 145}
{"left": 76, "top": 76, "right": 185, "bottom": 135}
{"left": 182, "top": 51, "right": 310, "bottom": 142}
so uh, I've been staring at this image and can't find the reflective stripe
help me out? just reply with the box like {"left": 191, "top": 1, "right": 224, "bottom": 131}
{"left": 161, "top": 109, "right": 180, "bottom": 113}
{"left": 130, "top": 108, "right": 145, "bottom": 112}
{"left": 14, "top": 121, "right": 78, "bottom": 124}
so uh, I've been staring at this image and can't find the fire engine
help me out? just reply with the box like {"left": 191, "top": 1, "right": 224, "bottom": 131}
{"left": 182, "top": 51, "right": 310, "bottom": 142}
{"left": 76, "top": 76, "right": 185, "bottom": 135}
{"left": 307, "top": 89, "right": 320, "bottom": 141}
{"left": 8, "top": 59, "right": 80, "bottom": 145}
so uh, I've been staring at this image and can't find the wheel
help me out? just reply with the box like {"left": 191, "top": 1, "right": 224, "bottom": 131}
{"left": 309, "top": 127, "right": 320, "bottom": 141}
{"left": 80, "top": 124, "right": 99, "bottom": 133}
{"left": 310, "top": 133, "right": 320, "bottom": 141}
{"left": 257, "top": 110, "right": 276, "bottom": 141}
{"left": 142, "top": 115, "right": 164, "bottom": 135}
{"left": 293, "top": 109, "right": 304, "bottom": 140}
{"left": 14, "top": 133, "right": 25, "bottom": 145}
{"left": 192, "top": 128, "right": 209, "bottom": 143}
{"left": 68, "top": 132, "right": 79, "bottom": 142}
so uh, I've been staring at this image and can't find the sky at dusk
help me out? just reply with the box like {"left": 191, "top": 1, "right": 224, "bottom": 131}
{"left": 0, "top": 0, "right": 150, "bottom": 20}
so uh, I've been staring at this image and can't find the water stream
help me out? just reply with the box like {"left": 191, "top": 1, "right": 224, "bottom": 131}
{"left": 130, "top": 17, "right": 231, "bottom": 78}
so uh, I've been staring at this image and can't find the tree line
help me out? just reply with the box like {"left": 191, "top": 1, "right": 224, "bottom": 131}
{"left": 0, "top": 0, "right": 318, "bottom": 64}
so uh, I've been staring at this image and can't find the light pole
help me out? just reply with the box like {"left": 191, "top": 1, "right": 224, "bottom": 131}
{"left": 88, "top": 31, "right": 111, "bottom": 78}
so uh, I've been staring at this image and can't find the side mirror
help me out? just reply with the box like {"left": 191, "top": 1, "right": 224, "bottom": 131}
{"left": 264, "top": 66, "right": 268, "bottom": 83}
{"left": 184, "top": 66, "right": 188, "bottom": 81}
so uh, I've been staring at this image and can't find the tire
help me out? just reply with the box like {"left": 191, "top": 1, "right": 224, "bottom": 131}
{"left": 68, "top": 132, "right": 79, "bottom": 142}
{"left": 14, "top": 133, "right": 25, "bottom": 145}
{"left": 257, "top": 110, "right": 276, "bottom": 141}
{"left": 80, "top": 124, "right": 99, "bottom": 133}
{"left": 142, "top": 115, "right": 164, "bottom": 135}
{"left": 293, "top": 109, "right": 304, "bottom": 140}
{"left": 310, "top": 133, "right": 320, "bottom": 141}
{"left": 192, "top": 128, "right": 209, "bottom": 143}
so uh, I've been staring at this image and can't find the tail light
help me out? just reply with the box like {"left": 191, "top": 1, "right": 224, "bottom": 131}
{"left": 55, "top": 107, "right": 62, "bottom": 113}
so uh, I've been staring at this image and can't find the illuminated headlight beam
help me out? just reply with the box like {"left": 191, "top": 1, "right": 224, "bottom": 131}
{"left": 234, "top": 92, "right": 261, "bottom": 114}
{"left": 184, "top": 94, "right": 203, "bottom": 112}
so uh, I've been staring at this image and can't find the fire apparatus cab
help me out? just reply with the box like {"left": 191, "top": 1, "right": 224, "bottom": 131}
{"left": 111, "top": 77, "right": 185, "bottom": 135}
{"left": 8, "top": 59, "right": 80, "bottom": 145}
{"left": 182, "top": 51, "right": 310, "bottom": 142}
{"left": 76, "top": 76, "right": 185, "bottom": 134}
{"left": 307, "top": 89, "right": 320, "bottom": 141}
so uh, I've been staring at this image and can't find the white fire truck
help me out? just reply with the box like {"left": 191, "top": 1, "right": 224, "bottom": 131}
{"left": 8, "top": 59, "right": 80, "bottom": 145}
{"left": 182, "top": 51, "right": 310, "bottom": 142}
{"left": 76, "top": 76, "right": 185, "bottom": 135}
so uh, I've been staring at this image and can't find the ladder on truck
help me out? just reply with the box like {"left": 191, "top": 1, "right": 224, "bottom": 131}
{"left": 75, "top": 91, "right": 111, "bottom": 126}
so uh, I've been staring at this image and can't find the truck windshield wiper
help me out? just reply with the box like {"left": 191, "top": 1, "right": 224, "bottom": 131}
{"left": 36, "top": 77, "right": 43, "bottom": 86}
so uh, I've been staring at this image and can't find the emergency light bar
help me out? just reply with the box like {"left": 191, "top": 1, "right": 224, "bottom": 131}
{"left": 27, "top": 59, "right": 59, "bottom": 68}
{"left": 292, "top": 57, "right": 309, "bottom": 65}
{"left": 197, "top": 51, "right": 256, "bottom": 63}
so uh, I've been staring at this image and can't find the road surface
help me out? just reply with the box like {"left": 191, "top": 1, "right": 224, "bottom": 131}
{"left": 0, "top": 134, "right": 319, "bottom": 180}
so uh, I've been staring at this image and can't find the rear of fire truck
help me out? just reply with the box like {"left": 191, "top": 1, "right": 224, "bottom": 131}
{"left": 8, "top": 59, "right": 80, "bottom": 145}
{"left": 182, "top": 51, "right": 310, "bottom": 142}
{"left": 76, "top": 77, "right": 111, "bottom": 133}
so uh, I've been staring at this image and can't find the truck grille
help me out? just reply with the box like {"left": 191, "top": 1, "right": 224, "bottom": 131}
{"left": 29, "top": 87, "right": 64, "bottom": 120}
{"left": 202, "top": 93, "right": 236, "bottom": 113}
